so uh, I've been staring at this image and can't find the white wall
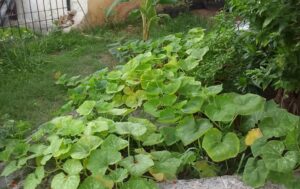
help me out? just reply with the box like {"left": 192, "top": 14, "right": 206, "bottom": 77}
{"left": 15, "top": 0, "right": 87, "bottom": 32}
{"left": 70, "top": 0, "right": 87, "bottom": 27}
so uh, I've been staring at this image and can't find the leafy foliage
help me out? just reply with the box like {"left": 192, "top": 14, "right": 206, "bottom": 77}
{"left": 230, "top": 0, "right": 300, "bottom": 92}
{"left": 110, "top": 13, "right": 242, "bottom": 89}
{"left": 1, "top": 26, "right": 299, "bottom": 189}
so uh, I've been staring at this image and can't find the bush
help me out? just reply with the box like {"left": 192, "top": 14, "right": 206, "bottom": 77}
{"left": 230, "top": 0, "right": 300, "bottom": 92}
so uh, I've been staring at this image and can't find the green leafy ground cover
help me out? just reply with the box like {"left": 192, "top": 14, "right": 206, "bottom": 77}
{"left": 1, "top": 2, "right": 300, "bottom": 188}
{"left": 1, "top": 25, "right": 299, "bottom": 189}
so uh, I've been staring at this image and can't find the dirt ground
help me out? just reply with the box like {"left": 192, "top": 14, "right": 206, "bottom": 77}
{"left": 191, "top": 9, "right": 219, "bottom": 18}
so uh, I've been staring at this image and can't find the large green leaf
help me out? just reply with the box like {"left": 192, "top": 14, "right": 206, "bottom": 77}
{"left": 176, "top": 116, "right": 212, "bottom": 146}
{"left": 84, "top": 117, "right": 113, "bottom": 135}
{"left": 259, "top": 108, "right": 299, "bottom": 138}
{"left": 106, "top": 82, "right": 125, "bottom": 94}
{"left": 261, "top": 140, "right": 299, "bottom": 172}
{"left": 151, "top": 156, "right": 181, "bottom": 180}
{"left": 95, "top": 101, "right": 114, "bottom": 113}
{"left": 160, "top": 94, "right": 177, "bottom": 106}
{"left": 77, "top": 100, "right": 96, "bottom": 116}
{"left": 145, "top": 81, "right": 164, "bottom": 95}
{"left": 70, "top": 136, "right": 103, "bottom": 159}
{"left": 162, "top": 79, "right": 181, "bottom": 95}
{"left": 107, "top": 70, "right": 123, "bottom": 80}
{"left": 144, "top": 98, "right": 160, "bottom": 117}
{"left": 87, "top": 148, "right": 122, "bottom": 175}
{"left": 128, "top": 117, "right": 157, "bottom": 133}
{"left": 51, "top": 173, "right": 80, "bottom": 189}
{"left": 285, "top": 128, "right": 300, "bottom": 151}
{"left": 78, "top": 176, "right": 106, "bottom": 189}
{"left": 157, "top": 108, "right": 182, "bottom": 123}
{"left": 43, "top": 135, "right": 63, "bottom": 155}
{"left": 187, "top": 46, "right": 209, "bottom": 60}
{"left": 202, "top": 128, "right": 240, "bottom": 162}
{"left": 101, "top": 134, "right": 129, "bottom": 151}
{"left": 24, "top": 167, "right": 45, "bottom": 189}
{"left": 119, "top": 154, "right": 154, "bottom": 176}
{"left": 251, "top": 137, "right": 267, "bottom": 157}
{"left": 63, "top": 159, "right": 83, "bottom": 175}
{"left": 179, "top": 56, "right": 199, "bottom": 71}
{"left": 51, "top": 116, "right": 85, "bottom": 136}
{"left": 124, "top": 90, "right": 146, "bottom": 108}
{"left": 140, "top": 69, "right": 163, "bottom": 90}
{"left": 142, "top": 133, "right": 164, "bottom": 146}
{"left": 115, "top": 122, "right": 147, "bottom": 137}
{"left": 178, "top": 77, "right": 201, "bottom": 97}
{"left": 243, "top": 158, "right": 269, "bottom": 188}
{"left": 108, "top": 168, "right": 128, "bottom": 183}
{"left": 234, "top": 93, "right": 265, "bottom": 115}
{"left": 204, "top": 93, "right": 265, "bottom": 122}
{"left": 121, "top": 178, "right": 158, "bottom": 189}
{"left": 203, "top": 94, "right": 236, "bottom": 122}
{"left": 160, "top": 126, "right": 180, "bottom": 146}
{"left": 108, "top": 108, "right": 132, "bottom": 116}
{"left": 181, "top": 97, "right": 204, "bottom": 114}
{"left": 53, "top": 139, "right": 72, "bottom": 158}
{"left": 58, "top": 119, "right": 85, "bottom": 136}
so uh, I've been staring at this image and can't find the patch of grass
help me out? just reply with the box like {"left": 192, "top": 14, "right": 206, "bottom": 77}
{"left": 0, "top": 12, "right": 212, "bottom": 127}
{"left": 0, "top": 29, "right": 122, "bottom": 126}
{"left": 151, "top": 12, "right": 214, "bottom": 38}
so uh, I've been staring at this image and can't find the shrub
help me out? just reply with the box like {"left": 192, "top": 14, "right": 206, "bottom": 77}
{"left": 230, "top": 0, "right": 300, "bottom": 92}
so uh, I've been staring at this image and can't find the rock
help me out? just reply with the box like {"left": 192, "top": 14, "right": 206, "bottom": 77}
{"left": 159, "top": 176, "right": 285, "bottom": 189}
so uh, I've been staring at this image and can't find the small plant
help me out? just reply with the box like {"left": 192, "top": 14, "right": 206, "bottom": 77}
{"left": 140, "top": 0, "right": 159, "bottom": 41}
{"left": 107, "top": 0, "right": 177, "bottom": 41}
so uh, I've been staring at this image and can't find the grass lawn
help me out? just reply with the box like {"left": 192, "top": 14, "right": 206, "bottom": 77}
{"left": 0, "top": 30, "right": 120, "bottom": 126}
{"left": 0, "top": 13, "right": 211, "bottom": 127}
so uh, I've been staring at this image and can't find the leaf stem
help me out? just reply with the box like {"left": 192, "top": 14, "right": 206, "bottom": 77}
{"left": 128, "top": 135, "right": 131, "bottom": 156}
{"left": 236, "top": 153, "right": 245, "bottom": 174}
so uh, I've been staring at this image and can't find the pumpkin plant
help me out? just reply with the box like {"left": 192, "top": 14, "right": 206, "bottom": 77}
{"left": 1, "top": 28, "right": 299, "bottom": 189}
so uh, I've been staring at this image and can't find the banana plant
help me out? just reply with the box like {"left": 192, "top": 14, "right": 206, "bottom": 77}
{"left": 140, "top": 0, "right": 158, "bottom": 41}
{"left": 107, "top": 0, "right": 177, "bottom": 41}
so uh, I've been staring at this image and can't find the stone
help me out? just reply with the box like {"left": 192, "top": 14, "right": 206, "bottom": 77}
{"left": 159, "top": 176, "right": 285, "bottom": 189}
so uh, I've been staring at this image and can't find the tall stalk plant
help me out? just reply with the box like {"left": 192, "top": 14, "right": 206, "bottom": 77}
{"left": 106, "top": 0, "right": 176, "bottom": 41}
{"left": 140, "top": 0, "right": 158, "bottom": 41}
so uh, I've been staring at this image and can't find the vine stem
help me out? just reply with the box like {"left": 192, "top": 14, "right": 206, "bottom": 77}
{"left": 128, "top": 135, "right": 131, "bottom": 156}
{"left": 236, "top": 153, "right": 245, "bottom": 174}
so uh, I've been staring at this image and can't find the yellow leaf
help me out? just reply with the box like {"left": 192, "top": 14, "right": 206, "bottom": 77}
{"left": 94, "top": 175, "right": 114, "bottom": 189}
{"left": 149, "top": 169, "right": 165, "bottom": 182}
{"left": 123, "top": 87, "right": 134, "bottom": 95}
{"left": 245, "top": 128, "right": 263, "bottom": 146}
